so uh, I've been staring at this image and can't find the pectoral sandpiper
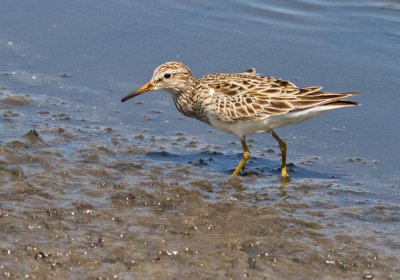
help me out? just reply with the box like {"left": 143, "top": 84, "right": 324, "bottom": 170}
{"left": 121, "top": 61, "right": 359, "bottom": 179}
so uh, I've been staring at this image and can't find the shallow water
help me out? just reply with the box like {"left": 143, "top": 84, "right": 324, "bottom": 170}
{"left": 1, "top": 0, "right": 399, "bottom": 279}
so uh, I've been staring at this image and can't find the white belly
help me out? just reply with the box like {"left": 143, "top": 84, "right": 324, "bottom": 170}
{"left": 208, "top": 106, "right": 332, "bottom": 138}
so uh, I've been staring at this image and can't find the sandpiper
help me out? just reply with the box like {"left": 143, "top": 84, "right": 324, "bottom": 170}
{"left": 121, "top": 62, "right": 358, "bottom": 179}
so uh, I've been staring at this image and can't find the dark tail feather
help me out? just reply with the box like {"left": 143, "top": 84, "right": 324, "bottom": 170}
{"left": 324, "top": 100, "right": 360, "bottom": 107}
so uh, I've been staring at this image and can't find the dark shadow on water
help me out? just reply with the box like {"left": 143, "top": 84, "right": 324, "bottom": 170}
{"left": 146, "top": 151, "right": 348, "bottom": 180}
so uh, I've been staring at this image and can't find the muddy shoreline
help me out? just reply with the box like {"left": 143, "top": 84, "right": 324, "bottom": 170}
{"left": 0, "top": 110, "right": 398, "bottom": 278}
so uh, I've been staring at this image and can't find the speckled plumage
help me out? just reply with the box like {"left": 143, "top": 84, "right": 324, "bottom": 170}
{"left": 122, "top": 61, "right": 359, "bottom": 179}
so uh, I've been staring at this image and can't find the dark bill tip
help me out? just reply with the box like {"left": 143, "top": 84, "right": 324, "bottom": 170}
{"left": 121, "top": 81, "right": 154, "bottom": 102}
{"left": 121, "top": 92, "right": 136, "bottom": 102}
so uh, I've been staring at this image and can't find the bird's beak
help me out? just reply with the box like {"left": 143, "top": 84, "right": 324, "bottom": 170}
{"left": 121, "top": 81, "right": 155, "bottom": 102}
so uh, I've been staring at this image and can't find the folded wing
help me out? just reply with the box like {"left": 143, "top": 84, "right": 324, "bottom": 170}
{"left": 197, "top": 73, "right": 359, "bottom": 122}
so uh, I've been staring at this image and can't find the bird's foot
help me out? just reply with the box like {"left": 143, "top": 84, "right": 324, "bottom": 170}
{"left": 279, "top": 166, "right": 291, "bottom": 189}
{"left": 280, "top": 166, "right": 290, "bottom": 179}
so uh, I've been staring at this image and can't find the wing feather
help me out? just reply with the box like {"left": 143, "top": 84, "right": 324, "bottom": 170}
{"left": 197, "top": 73, "right": 358, "bottom": 121}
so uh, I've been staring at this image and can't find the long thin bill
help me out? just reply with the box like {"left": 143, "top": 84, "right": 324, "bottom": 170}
{"left": 121, "top": 81, "right": 154, "bottom": 102}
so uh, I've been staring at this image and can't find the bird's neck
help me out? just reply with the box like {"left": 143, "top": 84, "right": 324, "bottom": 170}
{"left": 169, "top": 79, "right": 199, "bottom": 118}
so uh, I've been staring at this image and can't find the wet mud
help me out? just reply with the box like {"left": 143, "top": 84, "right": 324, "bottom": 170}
{"left": 0, "top": 89, "right": 399, "bottom": 279}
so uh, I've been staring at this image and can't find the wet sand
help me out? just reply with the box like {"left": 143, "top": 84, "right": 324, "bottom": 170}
{"left": 1, "top": 0, "right": 400, "bottom": 279}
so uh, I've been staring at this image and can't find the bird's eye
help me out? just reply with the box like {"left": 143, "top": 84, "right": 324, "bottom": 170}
{"left": 164, "top": 73, "right": 171, "bottom": 79}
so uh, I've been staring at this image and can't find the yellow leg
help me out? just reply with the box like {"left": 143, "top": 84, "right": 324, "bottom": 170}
{"left": 271, "top": 130, "right": 290, "bottom": 179}
{"left": 232, "top": 137, "right": 250, "bottom": 176}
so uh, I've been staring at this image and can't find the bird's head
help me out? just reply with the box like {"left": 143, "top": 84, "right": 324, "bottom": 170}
{"left": 121, "top": 61, "right": 195, "bottom": 102}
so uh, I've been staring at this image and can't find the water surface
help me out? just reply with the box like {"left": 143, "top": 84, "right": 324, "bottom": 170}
{"left": 1, "top": 0, "right": 399, "bottom": 279}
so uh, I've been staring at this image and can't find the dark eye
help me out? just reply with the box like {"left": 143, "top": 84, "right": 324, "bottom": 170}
{"left": 164, "top": 73, "right": 171, "bottom": 79}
